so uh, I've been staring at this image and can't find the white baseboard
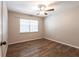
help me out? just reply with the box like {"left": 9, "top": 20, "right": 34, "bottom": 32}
{"left": 8, "top": 37, "right": 79, "bottom": 49}
{"left": 44, "top": 37, "right": 79, "bottom": 49}
{"left": 8, "top": 38, "right": 42, "bottom": 45}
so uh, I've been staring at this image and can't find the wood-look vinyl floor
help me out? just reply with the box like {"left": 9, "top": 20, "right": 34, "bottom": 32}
{"left": 7, "top": 38, "right": 79, "bottom": 57}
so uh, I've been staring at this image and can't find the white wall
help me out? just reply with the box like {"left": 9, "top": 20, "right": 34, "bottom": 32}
{"left": 8, "top": 11, "right": 44, "bottom": 45}
{"left": 44, "top": 2, "right": 79, "bottom": 48}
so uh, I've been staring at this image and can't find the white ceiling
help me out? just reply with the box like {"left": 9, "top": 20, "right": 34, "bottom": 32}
{"left": 6, "top": 1, "right": 79, "bottom": 17}
{"left": 6, "top": 1, "right": 59, "bottom": 17}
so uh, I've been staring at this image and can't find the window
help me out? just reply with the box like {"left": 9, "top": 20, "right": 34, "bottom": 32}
{"left": 20, "top": 18, "right": 38, "bottom": 33}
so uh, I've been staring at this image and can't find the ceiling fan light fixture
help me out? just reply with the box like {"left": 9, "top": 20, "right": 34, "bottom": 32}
{"left": 37, "top": 3, "right": 54, "bottom": 16}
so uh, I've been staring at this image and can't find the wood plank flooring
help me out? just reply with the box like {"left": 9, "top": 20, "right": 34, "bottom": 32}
{"left": 7, "top": 38, "right": 79, "bottom": 57}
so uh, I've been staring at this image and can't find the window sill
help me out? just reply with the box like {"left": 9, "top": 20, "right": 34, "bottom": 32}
{"left": 20, "top": 32, "right": 38, "bottom": 34}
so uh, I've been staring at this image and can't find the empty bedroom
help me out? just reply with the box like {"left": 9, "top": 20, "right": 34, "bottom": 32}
{"left": 0, "top": 1, "right": 79, "bottom": 57}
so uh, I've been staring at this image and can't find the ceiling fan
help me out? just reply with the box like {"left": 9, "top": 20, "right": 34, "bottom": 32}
{"left": 37, "top": 4, "right": 54, "bottom": 15}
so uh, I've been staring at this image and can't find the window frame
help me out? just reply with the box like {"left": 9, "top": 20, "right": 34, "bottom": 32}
{"left": 20, "top": 18, "right": 39, "bottom": 33}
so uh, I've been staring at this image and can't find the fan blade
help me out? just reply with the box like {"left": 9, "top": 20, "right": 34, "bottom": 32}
{"left": 46, "top": 8, "right": 54, "bottom": 11}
